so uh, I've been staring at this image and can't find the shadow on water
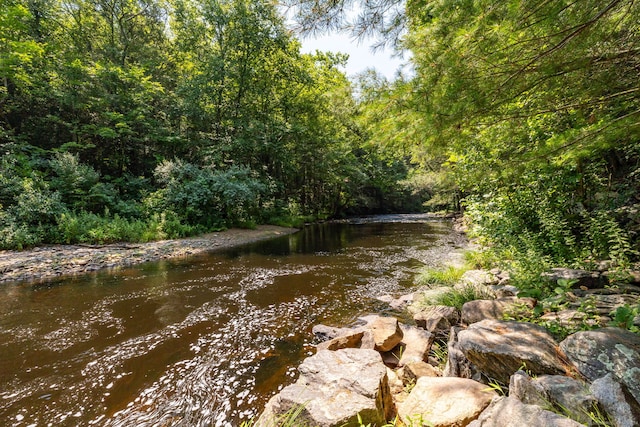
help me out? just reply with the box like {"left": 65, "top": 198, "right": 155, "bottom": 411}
{"left": 0, "top": 215, "right": 463, "bottom": 426}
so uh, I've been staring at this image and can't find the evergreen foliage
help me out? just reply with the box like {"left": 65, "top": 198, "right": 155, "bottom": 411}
{"left": 290, "top": 0, "right": 640, "bottom": 268}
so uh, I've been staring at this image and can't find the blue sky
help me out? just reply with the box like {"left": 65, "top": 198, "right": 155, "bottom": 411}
{"left": 297, "top": 32, "right": 408, "bottom": 80}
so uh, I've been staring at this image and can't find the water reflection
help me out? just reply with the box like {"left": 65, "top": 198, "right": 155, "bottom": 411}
{"left": 0, "top": 216, "right": 463, "bottom": 426}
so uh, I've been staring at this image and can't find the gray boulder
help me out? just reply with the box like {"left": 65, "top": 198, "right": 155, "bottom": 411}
{"left": 590, "top": 373, "right": 640, "bottom": 427}
{"left": 457, "top": 320, "right": 571, "bottom": 384}
{"left": 560, "top": 327, "right": 640, "bottom": 404}
{"left": 568, "top": 293, "right": 640, "bottom": 317}
{"left": 461, "top": 297, "right": 536, "bottom": 325}
{"left": 510, "top": 371, "right": 598, "bottom": 425}
{"left": 255, "top": 349, "right": 394, "bottom": 427}
{"left": 468, "top": 396, "right": 586, "bottom": 427}
{"left": 397, "top": 376, "right": 496, "bottom": 427}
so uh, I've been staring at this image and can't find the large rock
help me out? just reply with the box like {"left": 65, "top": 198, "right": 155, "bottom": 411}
{"left": 444, "top": 326, "right": 477, "bottom": 379}
{"left": 397, "top": 324, "right": 434, "bottom": 366}
{"left": 560, "top": 327, "right": 640, "bottom": 404}
{"left": 365, "top": 316, "right": 404, "bottom": 352}
{"left": 590, "top": 373, "right": 640, "bottom": 427}
{"left": 509, "top": 371, "right": 597, "bottom": 425}
{"left": 542, "top": 268, "right": 607, "bottom": 289}
{"left": 468, "top": 396, "right": 586, "bottom": 427}
{"left": 413, "top": 305, "right": 460, "bottom": 337}
{"left": 461, "top": 297, "right": 536, "bottom": 325}
{"left": 397, "top": 376, "right": 496, "bottom": 427}
{"left": 255, "top": 349, "right": 394, "bottom": 427}
{"left": 457, "top": 320, "right": 571, "bottom": 384}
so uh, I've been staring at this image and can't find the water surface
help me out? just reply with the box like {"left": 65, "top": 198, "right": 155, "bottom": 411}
{"left": 0, "top": 215, "right": 464, "bottom": 426}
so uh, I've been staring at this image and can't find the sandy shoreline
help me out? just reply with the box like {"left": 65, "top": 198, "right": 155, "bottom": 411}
{"left": 0, "top": 225, "right": 299, "bottom": 284}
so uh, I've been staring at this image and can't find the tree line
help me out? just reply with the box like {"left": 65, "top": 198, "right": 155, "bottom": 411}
{"left": 3, "top": 0, "right": 639, "bottom": 280}
{"left": 0, "top": 0, "right": 421, "bottom": 249}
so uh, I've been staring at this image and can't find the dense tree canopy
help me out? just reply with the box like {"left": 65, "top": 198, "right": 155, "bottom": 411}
{"left": 0, "top": 0, "right": 421, "bottom": 249}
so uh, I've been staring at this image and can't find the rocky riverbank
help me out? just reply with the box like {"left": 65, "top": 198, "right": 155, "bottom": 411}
{"left": 0, "top": 225, "right": 298, "bottom": 284}
{"left": 256, "top": 268, "right": 640, "bottom": 427}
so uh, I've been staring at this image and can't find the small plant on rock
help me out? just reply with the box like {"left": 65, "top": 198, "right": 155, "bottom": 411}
{"left": 610, "top": 304, "right": 640, "bottom": 333}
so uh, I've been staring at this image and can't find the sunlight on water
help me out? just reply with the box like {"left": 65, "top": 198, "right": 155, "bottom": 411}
{"left": 0, "top": 216, "right": 464, "bottom": 426}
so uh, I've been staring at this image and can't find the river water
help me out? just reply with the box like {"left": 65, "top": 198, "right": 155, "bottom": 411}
{"left": 0, "top": 215, "right": 464, "bottom": 426}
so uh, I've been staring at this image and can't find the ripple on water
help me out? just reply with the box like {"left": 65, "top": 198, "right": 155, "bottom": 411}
{"left": 0, "top": 218, "right": 464, "bottom": 427}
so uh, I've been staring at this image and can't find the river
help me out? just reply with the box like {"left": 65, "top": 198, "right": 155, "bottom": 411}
{"left": 0, "top": 215, "right": 465, "bottom": 426}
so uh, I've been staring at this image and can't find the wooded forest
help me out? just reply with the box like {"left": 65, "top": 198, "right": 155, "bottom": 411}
{"left": 2, "top": 0, "right": 639, "bottom": 278}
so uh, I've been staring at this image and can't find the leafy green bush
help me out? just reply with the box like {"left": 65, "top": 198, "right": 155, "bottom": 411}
{"left": 148, "top": 160, "right": 267, "bottom": 228}
{"left": 0, "top": 209, "right": 42, "bottom": 249}
{"left": 464, "top": 159, "right": 637, "bottom": 272}
{"left": 54, "top": 210, "right": 201, "bottom": 245}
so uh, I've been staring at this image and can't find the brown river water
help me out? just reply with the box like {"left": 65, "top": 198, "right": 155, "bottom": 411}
{"left": 0, "top": 215, "right": 465, "bottom": 426}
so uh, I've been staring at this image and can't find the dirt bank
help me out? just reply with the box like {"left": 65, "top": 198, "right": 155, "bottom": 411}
{"left": 0, "top": 225, "right": 298, "bottom": 284}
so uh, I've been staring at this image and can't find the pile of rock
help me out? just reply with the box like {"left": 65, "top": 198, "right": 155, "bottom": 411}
{"left": 256, "top": 268, "right": 640, "bottom": 426}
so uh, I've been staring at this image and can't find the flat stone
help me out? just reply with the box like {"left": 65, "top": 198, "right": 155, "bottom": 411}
{"left": 468, "top": 396, "right": 586, "bottom": 427}
{"left": 316, "top": 330, "right": 364, "bottom": 351}
{"left": 461, "top": 297, "right": 536, "bottom": 325}
{"left": 400, "top": 361, "right": 440, "bottom": 385}
{"left": 457, "top": 320, "right": 571, "bottom": 384}
{"left": 560, "top": 327, "right": 640, "bottom": 404}
{"left": 539, "top": 310, "right": 590, "bottom": 328}
{"left": 377, "top": 293, "right": 415, "bottom": 310}
{"left": 397, "top": 376, "right": 496, "bottom": 427}
{"left": 460, "top": 270, "right": 499, "bottom": 287}
{"left": 488, "top": 284, "right": 519, "bottom": 298}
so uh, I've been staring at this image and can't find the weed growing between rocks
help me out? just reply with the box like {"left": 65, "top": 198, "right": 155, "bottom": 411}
{"left": 420, "top": 285, "right": 491, "bottom": 311}
{"left": 428, "top": 341, "right": 448, "bottom": 370}
{"left": 415, "top": 265, "right": 468, "bottom": 287}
